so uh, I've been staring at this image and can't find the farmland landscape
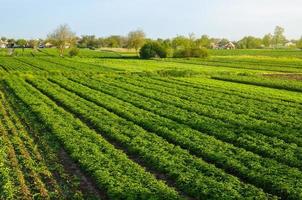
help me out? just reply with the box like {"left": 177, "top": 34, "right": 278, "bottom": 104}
{"left": 0, "top": 48, "right": 302, "bottom": 199}
{"left": 1, "top": 0, "right": 302, "bottom": 199}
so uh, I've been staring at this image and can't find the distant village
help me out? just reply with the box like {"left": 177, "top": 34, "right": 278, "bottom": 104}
{"left": 0, "top": 39, "right": 53, "bottom": 49}
{"left": 0, "top": 26, "right": 301, "bottom": 50}
{"left": 0, "top": 38, "right": 237, "bottom": 50}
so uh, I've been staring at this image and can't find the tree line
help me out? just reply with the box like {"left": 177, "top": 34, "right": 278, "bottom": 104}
{"left": 1, "top": 25, "right": 302, "bottom": 58}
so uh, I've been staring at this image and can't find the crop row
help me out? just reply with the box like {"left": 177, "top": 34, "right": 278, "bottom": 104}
{"left": 40, "top": 57, "right": 122, "bottom": 72}
{"left": 80, "top": 76, "right": 302, "bottom": 156}
{"left": 124, "top": 76, "right": 302, "bottom": 128}
{"left": 0, "top": 87, "right": 106, "bottom": 199}
{"left": 16, "top": 57, "right": 76, "bottom": 73}
{"left": 68, "top": 74, "right": 302, "bottom": 166}
{"left": 209, "top": 56, "right": 302, "bottom": 68}
{"left": 208, "top": 49, "right": 302, "bottom": 58}
{"left": 0, "top": 120, "right": 16, "bottom": 199}
{"left": 0, "top": 91, "right": 51, "bottom": 199}
{"left": 0, "top": 57, "right": 41, "bottom": 72}
{"left": 4, "top": 77, "right": 184, "bottom": 200}
{"left": 145, "top": 75, "right": 302, "bottom": 110}
{"left": 38, "top": 48, "right": 121, "bottom": 58}
{"left": 114, "top": 75, "right": 302, "bottom": 129}
{"left": 157, "top": 76, "right": 302, "bottom": 107}
{"left": 46, "top": 75, "right": 302, "bottom": 199}
{"left": 163, "top": 58, "right": 302, "bottom": 73}
{"left": 211, "top": 75, "right": 302, "bottom": 93}
{"left": 27, "top": 77, "right": 275, "bottom": 199}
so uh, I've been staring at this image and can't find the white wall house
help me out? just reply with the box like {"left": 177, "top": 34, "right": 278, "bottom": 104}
{"left": 224, "top": 42, "right": 236, "bottom": 49}
{"left": 0, "top": 40, "right": 8, "bottom": 48}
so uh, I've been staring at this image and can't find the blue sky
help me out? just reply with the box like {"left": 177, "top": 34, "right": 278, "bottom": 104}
{"left": 1, "top": 0, "right": 302, "bottom": 40}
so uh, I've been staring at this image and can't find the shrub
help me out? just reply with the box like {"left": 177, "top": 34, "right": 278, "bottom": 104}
{"left": 191, "top": 48, "right": 208, "bottom": 58}
{"left": 173, "top": 47, "right": 209, "bottom": 58}
{"left": 69, "top": 47, "right": 80, "bottom": 57}
{"left": 166, "top": 48, "right": 174, "bottom": 57}
{"left": 140, "top": 42, "right": 167, "bottom": 59}
{"left": 173, "top": 49, "right": 191, "bottom": 58}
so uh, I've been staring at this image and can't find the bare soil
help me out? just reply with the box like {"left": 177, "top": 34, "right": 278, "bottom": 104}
{"left": 59, "top": 149, "right": 107, "bottom": 200}
{"left": 263, "top": 73, "right": 302, "bottom": 81}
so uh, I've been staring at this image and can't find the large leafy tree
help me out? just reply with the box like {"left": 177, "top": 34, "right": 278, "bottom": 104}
{"left": 78, "top": 35, "right": 99, "bottom": 49}
{"left": 237, "top": 36, "right": 262, "bottom": 49}
{"left": 127, "top": 30, "right": 146, "bottom": 53}
{"left": 28, "top": 39, "right": 40, "bottom": 51}
{"left": 16, "top": 39, "right": 27, "bottom": 53}
{"left": 171, "top": 36, "right": 192, "bottom": 49}
{"left": 105, "top": 35, "right": 127, "bottom": 48}
{"left": 296, "top": 37, "right": 302, "bottom": 49}
{"left": 262, "top": 33, "right": 273, "bottom": 48}
{"left": 272, "top": 26, "right": 286, "bottom": 47}
{"left": 196, "top": 35, "right": 211, "bottom": 48}
{"left": 47, "top": 24, "right": 77, "bottom": 56}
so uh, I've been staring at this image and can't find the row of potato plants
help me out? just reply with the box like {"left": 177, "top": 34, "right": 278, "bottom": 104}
{"left": 16, "top": 57, "right": 79, "bottom": 73}
{"left": 82, "top": 76, "right": 302, "bottom": 167}
{"left": 163, "top": 58, "right": 302, "bottom": 73}
{"left": 0, "top": 89, "right": 94, "bottom": 199}
{"left": 208, "top": 49, "right": 302, "bottom": 58}
{"left": 4, "top": 77, "right": 182, "bottom": 200}
{"left": 40, "top": 57, "right": 121, "bottom": 73}
{"left": 28, "top": 77, "right": 274, "bottom": 200}
{"left": 131, "top": 76, "right": 302, "bottom": 128}
{"left": 116, "top": 76, "right": 302, "bottom": 141}
{"left": 0, "top": 123, "right": 35, "bottom": 199}
{"left": 2, "top": 83, "right": 114, "bottom": 200}
{"left": 1, "top": 98, "right": 50, "bottom": 198}
{"left": 169, "top": 77, "right": 302, "bottom": 105}
{"left": 211, "top": 75, "right": 302, "bottom": 93}
{"left": 113, "top": 75, "right": 302, "bottom": 131}
{"left": 209, "top": 56, "right": 302, "bottom": 69}
{"left": 49, "top": 76, "right": 302, "bottom": 199}
{"left": 0, "top": 57, "right": 42, "bottom": 72}
{"left": 0, "top": 121, "right": 16, "bottom": 199}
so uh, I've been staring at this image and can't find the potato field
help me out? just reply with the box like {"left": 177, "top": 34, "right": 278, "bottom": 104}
{"left": 0, "top": 49, "right": 301, "bottom": 200}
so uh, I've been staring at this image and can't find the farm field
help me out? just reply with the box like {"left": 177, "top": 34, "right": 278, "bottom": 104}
{"left": 0, "top": 49, "right": 302, "bottom": 200}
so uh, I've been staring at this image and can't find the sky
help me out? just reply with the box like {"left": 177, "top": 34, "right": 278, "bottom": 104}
{"left": 1, "top": 0, "right": 302, "bottom": 40}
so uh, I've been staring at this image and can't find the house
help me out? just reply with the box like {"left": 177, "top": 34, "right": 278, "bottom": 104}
{"left": 45, "top": 42, "right": 54, "bottom": 48}
{"left": 210, "top": 42, "right": 219, "bottom": 49}
{"left": 285, "top": 42, "right": 295, "bottom": 48}
{"left": 0, "top": 40, "right": 8, "bottom": 48}
{"left": 211, "top": 41, "right": 236, "bottom": 49}
{"left": 224, "top": 42, "right": 236, "bottom": 49}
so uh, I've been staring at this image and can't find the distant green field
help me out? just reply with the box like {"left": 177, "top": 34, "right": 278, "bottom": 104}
{"left": 0, "top": 48, "right": 122, "bottom": 58}
{"left": 209, "top": 48, "right": 302, "bottom": 57}
{"left": 0, "top": 48, "right": 302, "bottom": 200}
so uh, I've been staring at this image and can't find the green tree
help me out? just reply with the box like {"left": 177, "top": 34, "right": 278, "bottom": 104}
{"left": 127, "top": 30, "right": 146, "bottom": 53}
{"left": 173, "top": 47, "right": 208, "bottom": 58}
{"left": 16, "top": 39, "right": 27, "bottom": 53}
{"left": 297, "top": 37, "right": 302, "bottom": 49}
{"left": 139, "top": 42, "right": 167, "bottom": 59}
{"left": 262, "top": 33, "right": 273, "bottom": 48}
{"left": 237, "top": 36, "right": 262, "bottom": 49}
{"left": 69, "top": 47, "right": 80, "bottom": 57}
{"left": 78, "top": 35, "right": 99, "bottom": 49}
{"left": 273, "top": 26, "right": 286, "bottom": 47}
{"left": 105, "top": 35, "right": 126, "bottom": 48}
{"left": 172, "top": 36, "right": 191, "bottom": 49}
{"left": 196, "top": 35, "right": 211, "bottom": 48}
{"left": 28, "top": 40, "right": 39, "bottom": 51}
{"left": 47, "top": 24, "right": 77, "bottom": 56}
{"left": 218, "top": 38, "right": 229, "bottom": 48}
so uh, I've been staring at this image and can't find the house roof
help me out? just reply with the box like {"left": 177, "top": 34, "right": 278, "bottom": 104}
{"left": 225, "top": 42, "right": 235, "bottom": 47}
{"left": 0, "top": 40, "right": 8, "bottom": 44}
